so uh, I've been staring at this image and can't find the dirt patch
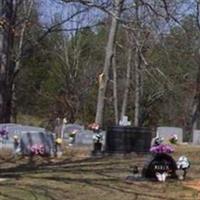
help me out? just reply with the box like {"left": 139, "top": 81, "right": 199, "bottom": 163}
{"left": 184, "top": 180, "right": 200, "bottom": 191}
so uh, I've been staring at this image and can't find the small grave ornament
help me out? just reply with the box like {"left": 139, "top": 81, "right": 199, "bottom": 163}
{"left": 169, "top": 134, "right": 178, "bottom": 144}
{"left": 89, "top": 123, "right": 103, "bottom": 154}
{"left": 176, "top": 156, "right": 190, "bottom": 180}
{"left": 13, "top": 135, "right": 20, "bottom": 152}
{"left": 93, "top": 132, "right": 103, "bottom": 152}
{"left": 68, "top": 129, "right": 78, "bottom": 146}
{"left": 151, "top": 136, "right": 164, "bottom": 146}
{"left": 55, "top": 137, "right": 63, "bottom": 157}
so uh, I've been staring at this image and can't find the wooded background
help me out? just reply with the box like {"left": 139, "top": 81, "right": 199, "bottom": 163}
{"left": 0, "top": 0, "right": 200, "bottom": 135}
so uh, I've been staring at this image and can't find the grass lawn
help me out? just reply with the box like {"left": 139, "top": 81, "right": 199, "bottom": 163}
{"left": 0, "top": 145, "right": 200, "bottom": 200}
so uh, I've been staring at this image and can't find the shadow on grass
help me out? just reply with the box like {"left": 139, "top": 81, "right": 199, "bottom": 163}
{"left": 19, "top": 174, "right": 179, "bottom": 200}
{"left": 0, "top": 155, "right": 135, "bottom": 175}
{"left": 0, "top": 182, "right": 57, "bottom": 200}
{"left": 0, "top": 155, "right": 198, "bottom": 200}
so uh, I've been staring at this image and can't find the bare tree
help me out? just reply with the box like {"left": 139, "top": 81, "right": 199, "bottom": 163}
{"left": 0, "top": 0, "right": 18, "bottom": 122}
{"left": 189, "top": 0, "right": 200, "bottom": 131}
{"left": 95, "top": 0, "right": 124, "bottom": 126}
{"left": 120, "top": 45, "right": 132, "bottom": 120}
{"left": 112, "top": 46, "right": 119, "bottom": 124}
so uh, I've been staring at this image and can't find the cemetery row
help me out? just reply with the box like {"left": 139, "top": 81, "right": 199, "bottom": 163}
{"left": 1, "top": 123, "right": 200, "bottom": 154}
{"left": 0, "top": 122, "right": 196, "bottom": 182}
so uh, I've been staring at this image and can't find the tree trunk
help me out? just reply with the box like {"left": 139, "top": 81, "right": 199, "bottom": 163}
{"left": 0, "top": 0, "right": 32, "bottom": 123}
{"left": 121, "top": 48, "right": 132, "bottom": 120}
{"left": 190, "top": 64, "right": 200, "bottom": 130}
{"left": 0, "top": 0, "right": 15, "bottom": 123}
{"left": 189, "top": 1, "right": 200, "bottom": 133}
{"left": 112, "top": 46, "right": 119, "bottom": 125}
{"left": 133, "top": 0, "right": 143, "bottom": 127}
{"left": 0, "top": 0, "right": 6, "bottom": 122}
{"left": 95, "top": 0, "right": 124, "bottom": 126}
{"left": 12, "top": 0, "right": 33, "bottom": 122}
{"left": 134, "top": 49, "right": 141, "bottom": 127}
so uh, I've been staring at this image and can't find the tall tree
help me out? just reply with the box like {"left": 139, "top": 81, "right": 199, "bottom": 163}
{"left": 0, "top": 0, "right": 33, "bottom": 123}
{"left": 0, "top": 0, "right": 17, "bottom": 122}
{"left": 95, "top": 0, "right": 124, "bottom": 126}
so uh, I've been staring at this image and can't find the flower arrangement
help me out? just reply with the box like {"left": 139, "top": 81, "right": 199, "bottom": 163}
{"left": 93, "top": 133, "right": 103, "bottom": 143}
{"left": 150, "top": 144, "right": 174, "bottom": 154}
{"left": 55, "top": 138, "right": 62, "bottom": 145}
{"left": 169, "top": 134, "right": 178, "bottom": 144}
{"left": 69, "top": 129, "right": 78, "bottom": 138}
{"left": 0, "top": 128, "right": 8, "bottom": 138}
{"left": 28, "top": 144, "right": 45, "bottom": 156}
{"left": 88, "top": 123, "right": 100, "bottom": 131}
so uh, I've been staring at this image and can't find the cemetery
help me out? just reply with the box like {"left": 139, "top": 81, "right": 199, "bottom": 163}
{"left": 0, "top": 121, "right": 200, "bottom": 199}
{"left": 0, "top": 0, "right": 200, "bottom": 200}
{"left": 2, "top": 0, "right": 200, "bottom": 199}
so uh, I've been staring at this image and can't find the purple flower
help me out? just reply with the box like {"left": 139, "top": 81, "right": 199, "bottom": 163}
{"left": 150, "top": 144, "right": 174, "bottom": 154}
{"left": 0, "top": 129, "right": 8, "bottom": 137}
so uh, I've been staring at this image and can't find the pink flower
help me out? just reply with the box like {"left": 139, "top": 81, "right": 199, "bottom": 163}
{"left": 88, "top": 123, "right": 100, "bottom": 131}
{"left": 28, "top": 144, "right": 45, "bottom": 155}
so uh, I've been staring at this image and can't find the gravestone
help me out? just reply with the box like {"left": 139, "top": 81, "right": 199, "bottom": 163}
{"left": 0, "top": 123, "right": 46, "bottom": 151}
{"left": 75, "top": 130, "right": 93, "bottom": 145}
{"left": 106, "top": 126, "right": 152, "bottom": 153}
{"left": 20, "top": 131, "right": 55, "bottom": 156}
{"left": 75, "top": 130, "right": 106, "bottom": 146}
{"left": 193, "top": 130, "right": 200, "bottom": 145}
{"left": 142, "top": 153, "right": 177, "bottom": 179}
{"left": 156, "top": 127, "right": 183, "bottom": 143}
{"left": 119, "top": 116, "right": 131, "bottom": 126}
{"left": 62, "top": 124, "right": 84, "bottom": 140}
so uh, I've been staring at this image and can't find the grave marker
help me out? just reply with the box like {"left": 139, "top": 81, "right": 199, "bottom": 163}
{"left": 193, "top": 130, "right": 200, "bottom": 145}
{"left": 156, "top": 127, "right": 183, "bottom": 143}
{"left": 119, "top": 116, "right": 131, "bottom": 126}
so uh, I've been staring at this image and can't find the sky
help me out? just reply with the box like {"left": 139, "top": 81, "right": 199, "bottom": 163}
{"left": 38, "top": 0, "right": 105, "bottom": 33}
{"left": 37, "top": 0, "right": 199, "bottom": 37}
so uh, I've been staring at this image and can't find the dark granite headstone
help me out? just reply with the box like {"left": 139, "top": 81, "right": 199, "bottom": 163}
{"left": 106, "top": 126, "right": 152, "bottom": 153}
{"left": 20, "top": 132, "right": 55, "bottom": 156}
{"left": 142, "top": 153, "right": 177, "bottom": 179}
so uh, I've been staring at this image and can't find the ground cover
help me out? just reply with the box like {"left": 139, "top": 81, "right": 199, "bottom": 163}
{"left": 0, "top": 145, "right": 199, "bottom": 200}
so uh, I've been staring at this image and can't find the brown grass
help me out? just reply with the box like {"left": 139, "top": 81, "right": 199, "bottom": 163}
{"left": 0, "top": 144, "right": 199, "bottom": 200}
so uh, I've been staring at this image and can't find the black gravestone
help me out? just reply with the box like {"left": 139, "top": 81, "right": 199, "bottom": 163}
{"left": 142, "top": 153, "right": 177, "bottom": 179}
{"left": 94, "top": 142, "right": 102, "bottom": 152}
{"left": 106, "top": 126, "right": 152, "bottom": 153}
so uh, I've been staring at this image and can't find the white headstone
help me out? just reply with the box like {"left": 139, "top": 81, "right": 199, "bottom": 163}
{"left": 193, "top": 130, "right": 200, "bottom": 145}
{"left": 75, "top": 130, "right": 106, "bottom": 146}
{"left": 63, "top": 124, "right": 84, "bottom": 140}
{"left": 156, "top": 127, "right": 183, "bottom": 143}
{"left": 119, "top": 116, "right": 131, "bottom": 126}
{"left": 75, "top": 130, "right": 93, "bottom": 145}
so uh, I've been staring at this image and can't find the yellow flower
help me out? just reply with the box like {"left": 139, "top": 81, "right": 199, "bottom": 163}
{"left": 56, "top": 138, "right": 62, "bottom": 144}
